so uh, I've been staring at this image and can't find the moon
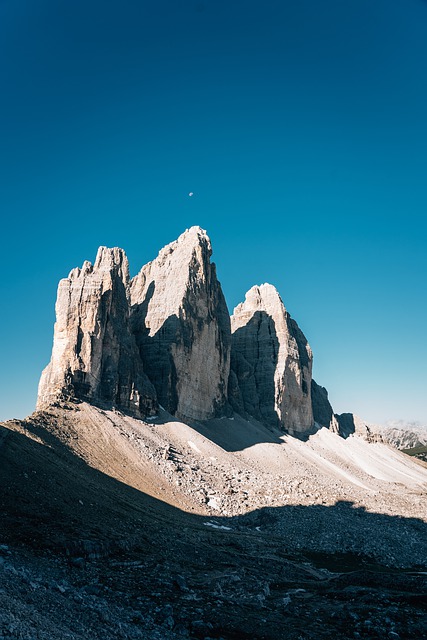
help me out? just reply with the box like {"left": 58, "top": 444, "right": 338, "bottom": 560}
{"left": 188, "top": 192, "right": 194, "bottom": 197}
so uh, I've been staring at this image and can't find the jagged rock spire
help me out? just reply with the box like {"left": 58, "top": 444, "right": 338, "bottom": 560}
{"left": 37, "top": 247, "right": 157, "bottom": 417}
{"left": 37, "top": 229, "right": 338, "bottom": 435}
{"left": 130, "top": 227, "right": 231, "bottom": 421}
{"left": 230, "top": 283, "right": 314, "bottom": 435}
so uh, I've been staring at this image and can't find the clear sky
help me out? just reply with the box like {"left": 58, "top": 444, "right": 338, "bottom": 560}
{"left": 1, "top": 0, "right": 426, "bottom": 424}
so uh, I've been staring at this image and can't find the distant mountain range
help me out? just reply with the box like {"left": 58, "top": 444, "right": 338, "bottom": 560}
{"left": 372, "top": 421, "right": 427, "bottom": 451}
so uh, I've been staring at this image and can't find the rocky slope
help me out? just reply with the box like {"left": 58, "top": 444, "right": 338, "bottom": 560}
{"left": 1, "top": 404, "right": 426, "bottom": 639}
{"left": 5, "top": 225, "right": 426, "bottom": 639}
{"left": 230, "top": 284, "right": 314, "bottom": 435}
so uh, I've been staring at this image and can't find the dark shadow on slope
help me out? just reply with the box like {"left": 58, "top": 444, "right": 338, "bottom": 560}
{"left": 0, "top": 420, "right": 188, "bottom": 554}
{"left": 1, "top": 418, "right": 427, "bottom": 640}
{"left": 186, "top": 411, "right": 285, "bottom": 452}
{"left": 1, "top": 419, "right": 426, "bottom": 568}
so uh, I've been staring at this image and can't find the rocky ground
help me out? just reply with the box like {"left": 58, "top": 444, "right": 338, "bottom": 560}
{"left": 1, "top": 402, "right": 426, "bottom": 639}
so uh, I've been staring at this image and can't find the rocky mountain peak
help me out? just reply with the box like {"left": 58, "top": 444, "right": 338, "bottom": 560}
{"left": 232, "top": 282, "right": 283, "bottom": 315}
{"left": 230, "top": 282, "right": 314, "bottom": 435}
{"left": 130, "top": 226, "right": 213, "bottom": 337}
{"left": 36, "top": 247, "right": 157, "bottom": 417}
{"left": 130, "top": 227, "right": 231, "bottom": 421}
{"left": 150, "top": 226, "right": 211, "bottom": 266}
{"left": 93, "top": 246, "right": 130, "bottom": 281}
{"left": 36, "top": 228, "right": 343, "bottom": 436}
{"left": 167, "top": 225, "right": 210, "bottom": 252}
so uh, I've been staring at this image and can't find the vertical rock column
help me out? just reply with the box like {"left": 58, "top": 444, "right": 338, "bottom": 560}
{"left": 37, "top": 247, "right": 157, "bottom": 417}
{"left": 130, "top": 226, "right": 231, "bottom": 421}
{"left": 230, "top": 284, "right": 314, "bottom": 435}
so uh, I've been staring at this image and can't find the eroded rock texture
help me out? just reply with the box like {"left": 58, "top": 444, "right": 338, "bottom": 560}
{"left": 130, "top": 227, "right": 231, "bottom": 421}
{"left": 334, "top": 413, "right": 382, "bottom": 441}
{"left": 37, "top": 229, "right": 340, "bottom": 434}
{"left": 37, "top": 247, "right": 157, "bottom": 417}
{"left": 230, "top": 284, "right": 314, "bottom": 435}
{"left": 311, "top": 379, "right": 340, "bottom": 433}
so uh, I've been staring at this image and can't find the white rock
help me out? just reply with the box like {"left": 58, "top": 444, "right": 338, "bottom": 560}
{"left": 130, "top": 227, "right": 231, "bottom": 421}
{"left": 230, "top": 284, "right": 314, "bottom": 435}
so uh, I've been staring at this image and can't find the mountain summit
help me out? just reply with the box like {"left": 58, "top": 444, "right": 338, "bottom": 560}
{"left": 36, "top": 227, "right": 339, "bottom": 435}
{"left": 230, "top": 283, "right": 314, "bottom": 435}
{"left": 37, "top": 246, "right": 157, "bottom": 418}
{"left": 130, "top": 226, "right": 231, "bottom": 421}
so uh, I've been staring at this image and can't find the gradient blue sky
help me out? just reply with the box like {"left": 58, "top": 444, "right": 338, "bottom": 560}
{"left": 1, "top": 0, "right": 426, "bottom": 423}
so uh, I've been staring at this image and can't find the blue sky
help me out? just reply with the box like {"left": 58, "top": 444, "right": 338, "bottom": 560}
{"left": 1, "top": 0, "right": 426, "bottom": 423}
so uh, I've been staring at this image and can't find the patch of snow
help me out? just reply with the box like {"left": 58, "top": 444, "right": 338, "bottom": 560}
{"left": 203, "top": 522, "right": 232, "bottom": 531}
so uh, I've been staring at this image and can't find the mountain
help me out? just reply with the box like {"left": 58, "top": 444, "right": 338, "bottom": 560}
{"left": 230, "top": 283, "right": 314, "bottom": 435}
{"left": 37, "top": 246, "right": 157, "bottom": 418}
{"left": 37, "top": 226, "right": 325, "bottom": 435}
{"left": 377, "top": 421, "right": 427, "bottom": 450}
{"left": 130, "top": 227, "right": 231, "bottom": 421}
{"left": 1, "top": 226, "right": 426, "bottom": 640}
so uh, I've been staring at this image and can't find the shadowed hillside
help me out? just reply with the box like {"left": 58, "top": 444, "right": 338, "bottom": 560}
{"left": 1, "top": 404, "right": 427, "bottom": 639}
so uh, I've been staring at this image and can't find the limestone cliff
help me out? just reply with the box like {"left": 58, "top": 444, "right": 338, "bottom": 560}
{"left": 37, "top": 247, "right": 157, "bottom": 417}
{"left": 311, "top": 379, "right": 340, "bottom": 433}
{"left": 334, "top": 413, "right": 384, "bottom": 442}
{"left": 37, "top": 229, "right": 342, "bottom": 435}
{"left": 130, "top": 227, "right": 231, "bottom": 421}
{"left": 230, "top": 284, "right": 314, "bottom": 435}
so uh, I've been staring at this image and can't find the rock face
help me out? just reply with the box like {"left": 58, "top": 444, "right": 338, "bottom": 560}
{"left": 37, "top": 247, "right": 157, "bottom": 417}
{"left": 335, "top": 413, "right": 384, "bottom": 442}
{"left": 130, "top": 227, "right": 231, "bottom": 421}
{"left": 311, "top": 380, "right": 340, "bottom": 433}
{"left": 230, "top": 284, "right": 314, "bottom": 435}
{"left": 37, "top": 228, "right": 341, "bottom": 435}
